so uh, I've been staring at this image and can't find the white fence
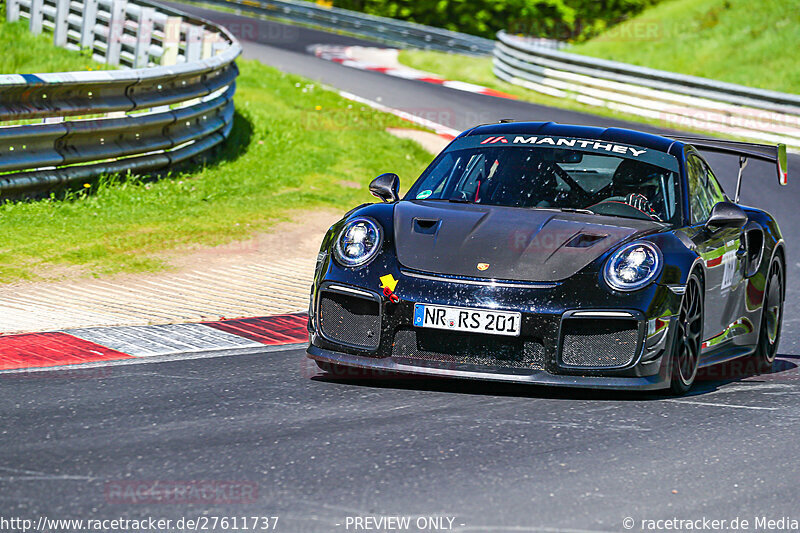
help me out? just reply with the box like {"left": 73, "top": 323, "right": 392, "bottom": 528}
{"left": 494, "top": 31, "right": 800, "bottom": 150}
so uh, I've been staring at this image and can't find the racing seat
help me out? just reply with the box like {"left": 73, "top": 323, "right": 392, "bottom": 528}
{"left": 612, "top": 159, "right": 661, "bottom": 198}
{"left": 609, "top": 159, "right": 667, "bottom": 220}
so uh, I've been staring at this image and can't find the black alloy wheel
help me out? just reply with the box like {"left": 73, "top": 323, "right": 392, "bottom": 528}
{"left": 753, "top": 259, "right": 784, "bottom": 373}
{"left": 670, "top": 273, "right": 703, "bottom": 395}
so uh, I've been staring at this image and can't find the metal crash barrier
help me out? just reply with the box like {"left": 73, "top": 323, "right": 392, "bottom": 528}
{"left": 184, "top": 0, "right": 497, "bottom": 55}
{"left": 1, "top": 0, "right": 241, "bottom": 195}
{"left": 493, "top": 31, "right": 800, "bottom": 150}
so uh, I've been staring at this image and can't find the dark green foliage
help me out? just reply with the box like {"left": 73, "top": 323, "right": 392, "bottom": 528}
{"left": 330, "top": 0, "right": 663, "bottom": 40}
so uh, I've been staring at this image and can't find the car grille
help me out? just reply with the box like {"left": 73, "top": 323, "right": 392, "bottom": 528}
{"left": 318, "top": 290, "right": 380, "bottom": 349}
{"left": 392, "top": 328, "right": 545, "bottom": 370}
{"left": 560, "top": 319, "right": 639, "bottom": 367}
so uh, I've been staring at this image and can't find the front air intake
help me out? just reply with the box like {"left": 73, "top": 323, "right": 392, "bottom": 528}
{"left": 560, "top": 318, "right": 640, "bottom": 368}
{"left": 392, "top": 328, "right": 545, "bottom": 370}
{"left": 318, "top": 290, "right": 381, "bottom": 350}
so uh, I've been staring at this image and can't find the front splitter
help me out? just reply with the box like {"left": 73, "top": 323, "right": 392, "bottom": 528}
{"left": 307, "top": 345, "right": 671, "bottom": 391}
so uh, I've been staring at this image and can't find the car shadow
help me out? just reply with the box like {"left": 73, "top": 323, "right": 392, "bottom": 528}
{"left": 146, "top": 109, "right": 255, "bottom": 179}
{"left": 683, "top": 353, "right": 800, "bottom": 396}
{"left": 311, "top": 354, "right": 800, "bottom": 402}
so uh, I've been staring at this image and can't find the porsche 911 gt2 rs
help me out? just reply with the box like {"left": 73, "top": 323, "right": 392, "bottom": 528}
{"left": 306, "top": 122, "right": 787, "bottom": 395}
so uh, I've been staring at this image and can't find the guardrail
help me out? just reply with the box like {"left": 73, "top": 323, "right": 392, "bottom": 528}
{"left": 186, "top": 0, "right": 496, "bottom": 55}
{"left": 493, "top": 31, "right": 800, "bottom": 150}
{"left": 1, "top": 0, "right": 241, "bottom": 195}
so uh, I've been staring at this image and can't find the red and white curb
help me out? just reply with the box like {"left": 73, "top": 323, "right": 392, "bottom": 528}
{"left": 0, "top": 313, "right": 308, "bottom": 373}
{"left": 312, "top": 45, "right": 518, "bottom": 101}
{"left": 338, "top": 90, "right": 459, "bottom": 140}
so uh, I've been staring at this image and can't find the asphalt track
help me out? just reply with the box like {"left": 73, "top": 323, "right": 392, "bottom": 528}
{"left": 3, "top": 6, "right": 800, "bottom": 531}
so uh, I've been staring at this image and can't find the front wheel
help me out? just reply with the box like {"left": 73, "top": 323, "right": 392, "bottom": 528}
{"left": 751, "top": 259, "right": 784, "bottom": 373}
{"left": 670, "top": 273, "right": 704, "bottom": 395}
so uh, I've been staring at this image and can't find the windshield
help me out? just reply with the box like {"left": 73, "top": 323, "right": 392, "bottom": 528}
{"left": 406, "top": 135, "right": 681, "bottom": 224}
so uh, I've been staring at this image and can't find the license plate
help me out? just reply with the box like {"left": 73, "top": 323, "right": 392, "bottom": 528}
{"left": 413, "top": 303, "right": 521, "bottom": 337}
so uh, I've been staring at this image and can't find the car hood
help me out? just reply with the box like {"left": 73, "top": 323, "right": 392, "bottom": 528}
{"left": 393, "top": 201, "right": 662, "bottom": 282}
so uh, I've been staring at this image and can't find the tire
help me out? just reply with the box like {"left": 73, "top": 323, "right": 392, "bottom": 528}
{"left": 751, "top": 259, "right": 784, "bottom": 373}
{"left": 670, "top": 272, "right": 704, "bottom": 395}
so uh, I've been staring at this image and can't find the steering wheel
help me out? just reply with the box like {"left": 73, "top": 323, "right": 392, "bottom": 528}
{"left": 588, "top": 198, "right": 662, "bottom": 222}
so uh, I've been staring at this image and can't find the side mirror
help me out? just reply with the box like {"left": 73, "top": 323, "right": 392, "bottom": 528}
{"left": 706, "top": 201, "right": 747, "bottom": 231}
{"left": 369, "top": 173, "right": 400, "bottom": 203}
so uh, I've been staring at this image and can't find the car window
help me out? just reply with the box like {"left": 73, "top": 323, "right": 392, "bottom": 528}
{"left": 702, "top": 160, "right": 726, "bottom": 205}
{"left": 406, "top": 143, "right": 681, "bottom": 224}
{"left": 558, "top": 154, "right": 622, "bottom": 193}
{"left": 687, "top": 154, "right": 716, "bottom": 224}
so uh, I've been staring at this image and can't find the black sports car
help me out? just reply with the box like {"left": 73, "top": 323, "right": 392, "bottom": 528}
{"left": 306, "top": 122, "right": 787, "bottom": 394}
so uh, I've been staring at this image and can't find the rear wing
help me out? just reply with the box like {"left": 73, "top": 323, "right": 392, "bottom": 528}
{"left": 672, "top": 136, "right": 787, "bottom": 203}
{"left": 672, "top": 135, "right": 787, "bottom": 190}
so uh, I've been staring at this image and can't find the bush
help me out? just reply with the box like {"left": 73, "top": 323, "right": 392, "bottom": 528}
{"left": 331, "top": 0, "right": 663, "bottom": 41}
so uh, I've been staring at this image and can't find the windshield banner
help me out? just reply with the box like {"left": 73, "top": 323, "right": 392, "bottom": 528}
{"left": 448, "top": 134, "right": 680, "bottom": 172}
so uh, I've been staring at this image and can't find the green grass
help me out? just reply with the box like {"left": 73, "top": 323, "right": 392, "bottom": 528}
{"left": 0, "top": 42, "right": 433, "bottom": 281}
{"left": 398, "top": 50, "right": 535, "bottom": 102}
{"left": 398, "top": 0, "right": 799, "bottom": 134}
{"left": 0, "top": 20, "right": 108, "bottom": 73}
{"left": 571, "top": 0, "right": 800, "bottom": 94}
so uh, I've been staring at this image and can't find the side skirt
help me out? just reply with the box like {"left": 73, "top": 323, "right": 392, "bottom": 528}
{"left": 698, "top": 345, "right": 757, "bottom": 369}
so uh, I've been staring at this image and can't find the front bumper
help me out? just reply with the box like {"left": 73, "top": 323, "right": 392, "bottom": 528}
{"left": 308, "top": 345, "right": 673, "bottom": 391}
{"left": 306, "top": 268, "right": 681, "bottom": 391}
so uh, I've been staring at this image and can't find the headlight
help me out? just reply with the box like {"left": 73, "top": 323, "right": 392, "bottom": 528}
{"left": 334, "top": 217, "right": 383, "bottom": 267}
{"left": 604, "top": 241, "right": 661, "bottom": 291}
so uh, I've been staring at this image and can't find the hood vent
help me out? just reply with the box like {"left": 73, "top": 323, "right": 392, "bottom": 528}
{"left": 565, "top": 233, "right": 607, "bottom": 248}
{"left": 412, "top": 218, "right": 440, "bottom": 235}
